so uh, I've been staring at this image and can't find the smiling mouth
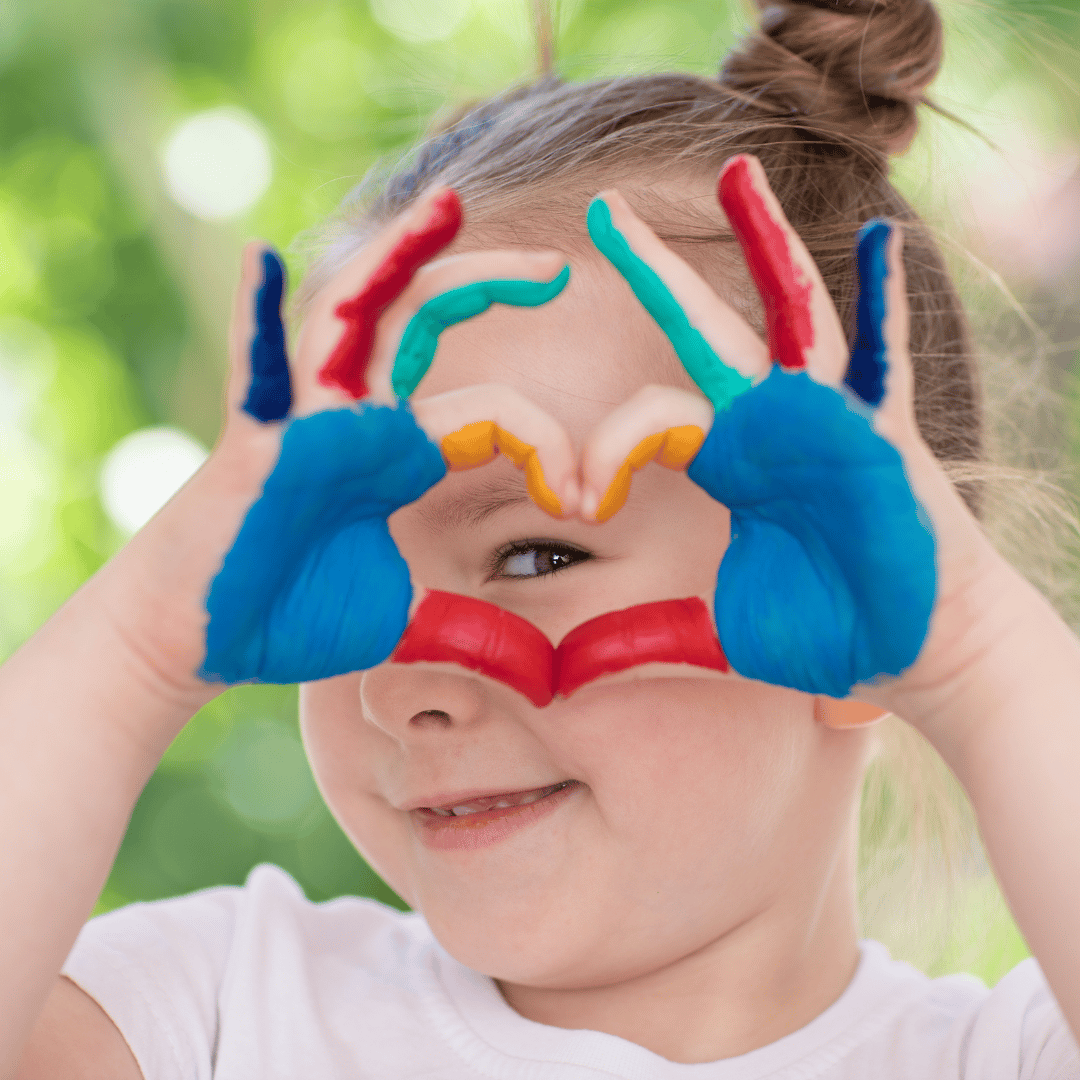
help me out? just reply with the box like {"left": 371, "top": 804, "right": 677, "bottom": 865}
{"left": 423, "top": 780, "right": 577, "bottom": 817}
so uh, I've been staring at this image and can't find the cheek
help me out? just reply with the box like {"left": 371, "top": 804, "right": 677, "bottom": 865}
{"left": 299, "top": 677, "right": 385, "bottom": 817}
{"left": 565, "top": 679, "right": 810, "bottom": 844}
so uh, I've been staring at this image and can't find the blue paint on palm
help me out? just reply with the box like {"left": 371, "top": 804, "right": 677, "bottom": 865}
{"left": 687, "top": 367, "right": 935, "bottom": 697}
{"left": 242, "top": 251, "right": 292, "bottom": 423}
{"left": 200, "top": 403, "right": 446, "bottom": 684}
{"left": 844, "top": 220, "right": 891, "bottom": 408}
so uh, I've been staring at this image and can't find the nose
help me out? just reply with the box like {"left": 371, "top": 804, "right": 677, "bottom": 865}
{"left": 359, "top": 661, "right": 518, "bottom": 739}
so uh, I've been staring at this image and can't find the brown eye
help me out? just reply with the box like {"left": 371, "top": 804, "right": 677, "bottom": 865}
{"left": 491, "top": 541, "right": 592, "bottom": 580}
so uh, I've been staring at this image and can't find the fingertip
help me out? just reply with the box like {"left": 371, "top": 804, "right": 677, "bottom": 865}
{"left": 716, "top": 154, "right": 761, "bottom": 205}
{"left": 856, "top": 218, "right": 893, "bottom": 265}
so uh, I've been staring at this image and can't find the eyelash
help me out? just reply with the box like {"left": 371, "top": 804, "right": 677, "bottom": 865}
{"left": 487, "top": 539, "right": 594, "bottom": 581}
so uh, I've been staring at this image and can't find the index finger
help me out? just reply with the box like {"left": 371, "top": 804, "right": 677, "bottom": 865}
{"left": 717, "top": 155, "right": 848, "bottom": 383}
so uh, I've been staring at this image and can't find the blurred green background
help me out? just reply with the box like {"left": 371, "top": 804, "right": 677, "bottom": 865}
{"left": 1, "top": 0, "right": 1078, "bottom": 986}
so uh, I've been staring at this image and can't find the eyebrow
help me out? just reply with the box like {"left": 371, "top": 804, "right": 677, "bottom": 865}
{"left": 418, "top": 474, "right": 533, "bottom": 532}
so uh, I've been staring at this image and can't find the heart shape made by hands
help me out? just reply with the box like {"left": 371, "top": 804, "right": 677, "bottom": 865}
{"left": 391, "top": 590, "right": 729, "bottom": 707}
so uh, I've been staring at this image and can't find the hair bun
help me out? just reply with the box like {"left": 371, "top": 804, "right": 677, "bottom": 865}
{"left": 720, "top": 0, "right": 943, "bottom": 156}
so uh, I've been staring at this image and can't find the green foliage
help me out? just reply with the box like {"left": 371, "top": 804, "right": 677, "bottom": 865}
{"left": 2, "top": 0, "right": 1077, "bottom": 984}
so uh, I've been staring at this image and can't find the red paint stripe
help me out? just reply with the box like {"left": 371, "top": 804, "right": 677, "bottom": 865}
{"left": 717, "top": 157, "right": 813, "bottom": 370}
{"left": 318, "top": 189, "right": 464, "bottom": 399}
{"left": 391, "top": 593, "right": 727, "bottom": 707}
{"left": 391, "top": 590, "right": 554, "bottom": 708}
{"left": 553, "top": 597, "right": 728, "bottom": 699}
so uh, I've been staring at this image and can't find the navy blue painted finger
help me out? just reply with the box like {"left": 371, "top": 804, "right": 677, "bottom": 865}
{"left": 843, "top": 220, "right": 892, "bottom": 408}
{"left": 242, "top": 249, "right": 293, "bottom": 423}
{"left": 200, "top": 402, "right": 447, "bottom": 684}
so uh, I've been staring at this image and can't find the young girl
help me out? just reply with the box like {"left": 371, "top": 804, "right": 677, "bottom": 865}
{"left": 5, "top": 0, "right": 1080, "bottom": 1076}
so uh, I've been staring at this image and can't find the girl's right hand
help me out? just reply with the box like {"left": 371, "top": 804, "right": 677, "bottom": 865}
{"left": 99, "top": 187, "right": 575, "bottom": 705}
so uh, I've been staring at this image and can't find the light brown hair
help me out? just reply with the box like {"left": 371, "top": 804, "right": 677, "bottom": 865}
{"left": 298, "top": 0, "right": 983, "bottom": 506}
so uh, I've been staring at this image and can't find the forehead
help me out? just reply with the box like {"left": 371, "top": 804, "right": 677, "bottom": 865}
{"left": 410, "top": 254, "right": 695, "bottom": 439}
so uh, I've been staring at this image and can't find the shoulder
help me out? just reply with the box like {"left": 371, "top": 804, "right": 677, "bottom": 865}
{"left": 56, "top": 865, "right": 430, "bottom": 1080}
{"left": 844, "top": 942, "right": 1080, "bottom": 1079}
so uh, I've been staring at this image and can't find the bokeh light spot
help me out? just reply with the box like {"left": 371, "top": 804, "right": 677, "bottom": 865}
{"left": 215, "top": 719, "right": 321, "bottom": 832}
{"left": 99, "top": 426, "right": 208, "bottom": 534}
{"left": 161, "top": 108, "right": 272, "bottom": 221}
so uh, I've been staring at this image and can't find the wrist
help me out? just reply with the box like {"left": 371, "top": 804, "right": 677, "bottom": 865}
{"left": 882, "top": 561, "right": 1080, "bottom": 773}
{"left": 23, "top": 569, "right": 218, "bottom": 772}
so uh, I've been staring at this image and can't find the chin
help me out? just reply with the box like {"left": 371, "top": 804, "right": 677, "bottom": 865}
{"left": 418, "top": 892, "right": 644, "bottom": 989}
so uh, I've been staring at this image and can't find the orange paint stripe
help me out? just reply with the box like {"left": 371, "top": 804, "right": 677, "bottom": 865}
{"left": 595, "top": 425, "right": 705, "bottom": 522}
{"left": 441, "top": 422, "right": 562, "bottom": 516}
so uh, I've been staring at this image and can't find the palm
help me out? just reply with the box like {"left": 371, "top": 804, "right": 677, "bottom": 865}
{"left": 200, "top": 404, "right": 444, "bottom": 684}
{"left": 688, "top": 368, "right": 933, "bottom": 697}
{"left": 588, "top": 156, "right": 938, "bottom": 698}
{"left": 202, "top": 192, "right": 572, "bottom": 687}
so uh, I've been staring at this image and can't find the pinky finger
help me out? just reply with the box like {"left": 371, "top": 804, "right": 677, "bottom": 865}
{"left": 241, "top": 248, "right": 292, "bottom": 423}
{"left": 844, "top": 221, "right": 916, "bottom": 439}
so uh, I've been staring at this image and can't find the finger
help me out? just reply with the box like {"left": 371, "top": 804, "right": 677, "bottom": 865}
{"left": 844, "top": 220, "right": 918, "bottom": 443}
{"left": 717, "top": 155, "right": 848, "bottom": 382}
{"left": 410, "top": 383, "right": 579, "bottom": 518}
{"left": 362, "top": 250, "right": 570, "bottom": 401}
{"left": 292, "top": 186, "right": 462, "bottom": 414}
{"left": 240, "top": 248, "right": 292, "bottom": 423}
{"left": 579, "top": 385, "right": 714, "bottom": 522}
{"left": 586, "top": 192, "right": 766, "bottom": 411}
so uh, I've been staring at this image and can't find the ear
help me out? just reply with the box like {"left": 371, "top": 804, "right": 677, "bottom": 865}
{"left": 815, "top": 696, "right": 890, "bottom": 729}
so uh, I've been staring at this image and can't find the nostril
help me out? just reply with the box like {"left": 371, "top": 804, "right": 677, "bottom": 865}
{"left": 409, "top": 709, "right": 452, "bottom": 728}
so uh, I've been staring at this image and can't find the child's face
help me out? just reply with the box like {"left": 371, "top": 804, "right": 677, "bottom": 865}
{"left": 299, "top": 239, "right": 871, "bottom": 990}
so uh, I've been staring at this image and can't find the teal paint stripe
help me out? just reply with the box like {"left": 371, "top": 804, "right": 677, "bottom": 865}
{"left": 391, "top": 266, "right": 571, "bottom": 399}
{"left": 586, "top": 197, "right": 752, "bottom": 412}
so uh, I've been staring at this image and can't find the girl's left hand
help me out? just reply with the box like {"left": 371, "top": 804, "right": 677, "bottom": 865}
{"left": 583, "top": 153, "right": 1010, "bottom": 714}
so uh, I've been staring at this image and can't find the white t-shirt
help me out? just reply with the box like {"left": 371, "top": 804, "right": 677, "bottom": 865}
{"left": 62, "top": 863, "right": 1079, "bottom": 1080}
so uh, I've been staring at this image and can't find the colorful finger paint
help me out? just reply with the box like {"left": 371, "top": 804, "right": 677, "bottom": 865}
{"left": 440, "top": 421, "right": 562, "bottom": 516}
{"left": 717, "top": 157, "right": 814, "bottom": 370}
{"left": 586, "top": 197, "right": 753, "bottom": 413}
{"left": 242, "top": 250, "right": 292, "bottom": 423}
{"left": 200, "top": 403, "right": 446, "bottom": 684}
{"left": 553, "top": 597, "right": 728, "bottom": 698}
{"left": 391, "top": 267, "right": 571, "bottom": 398}
{"left": 392, "top": 591, "right": 555, "bottom": 707}
{"left": 594, "top": 424, "right": 706, "bottom": 522}
{"left": 686, "top": 365, "right": 935, "bottom": 697}
{"left": 318, "top": 190, "right": 463, "bottom": 399}
{"left": 844, "top": 219, "right": 892, "bottom": 407}
{"left": 391, "top": 592, "right": 728, "bottom": 705}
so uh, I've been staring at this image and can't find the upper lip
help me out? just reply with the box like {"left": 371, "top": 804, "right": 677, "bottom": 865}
{"left": 400, "top": 781, "right": 573, "bottom": 812}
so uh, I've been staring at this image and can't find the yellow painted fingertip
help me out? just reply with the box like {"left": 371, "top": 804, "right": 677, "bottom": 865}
{"left": 524, "top": 453, "right": 563, "bottom": 516}
{"left": 626, "top": 430, "right": 665, "bottom": 469}
{"left": 594, "top": 464, "right": 632, "bottom": 523}
{"left": 492, "top": 425, "right": 532, "bottom": 467}
{"left": 441, "top": 420, "right": 498, "bottom": 469}
{"left": 441, "top": 421, "right": 563, "bottom": 514}
{"left": 658, "top": 425, "right": 706, "bottom": 468}
{"left": 490, "top": 425, "right": 563, "bottom": 516}
{"left": 593, "top": 426, "right": 706, "bottom": 522}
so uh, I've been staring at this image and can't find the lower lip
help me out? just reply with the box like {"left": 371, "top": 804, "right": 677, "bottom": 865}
{"left": 412, "top": 781, "right": 580, "bottom": 852}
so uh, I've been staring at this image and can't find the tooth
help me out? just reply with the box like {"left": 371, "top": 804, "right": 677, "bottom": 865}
{"left": 452, "top": 805, "right": 479, "bottom": 815}
{"left": 519, "top": 791, "right": 543, "bottom": 805}
{"left": 494, "top": 800, "right": 513, "bottom": 809}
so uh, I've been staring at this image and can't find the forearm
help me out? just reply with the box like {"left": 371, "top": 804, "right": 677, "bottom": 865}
{"left": 0, "top": 573, "right": 212, "bottom": 1075}
{"left": 910, "top": 571, "right": 1080, "bottom": 1043}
